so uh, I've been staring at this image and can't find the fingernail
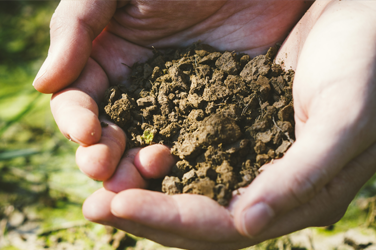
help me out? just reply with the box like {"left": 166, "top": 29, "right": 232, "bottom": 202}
{"left": 33, "top": 55, "right": 50, "bottom": 86}
{"left": 67, "top": 134, "right": 79, "bottom": 144}
{"left": 242, "top": 202, "right": 274, "bottom": 238}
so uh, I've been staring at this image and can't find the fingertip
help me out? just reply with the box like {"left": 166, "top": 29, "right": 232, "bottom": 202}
{"left": 110, "top": 189, "right": 158, "bottom": 219}
{"left": 110, "top": 192, "right": 126, "bottom": 218}
{"left": 103, "top": 148, "right": 148, "bottom": 193}
{"left": 76, "top": 144, "right": 113, "bottom": 181}
{"left": 33, "top": 55, "right": 52, "bottom": 93}
{"left": 134, "top": 144, "right": 176, "bottom": 179}
{"left": 83, "top": 188, "right": 116, "bottom": 222}
{"left": 33, "top": 83, "right": 52, "bottom": 94}
{"left": 76, "top": 122, "right": 126, "bottom": 181}
{"left": 51, "top": 89, "right": 102, "bottom": 146}
{"left": 32, "top": 44, "right": 91, "bottom": 94}
{"left": 33, "top": 73, "right": 79, "bottom": 94}
{"left": 64, "top": 110, "right": 102, "bottom": 146}
{"left": 110, "top": 190, "right": 141, "bottom": 218}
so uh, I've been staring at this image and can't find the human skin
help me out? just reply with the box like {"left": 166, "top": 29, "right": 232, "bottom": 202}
{"left": 33, "top": 0, "right": 376, "bottom": 249}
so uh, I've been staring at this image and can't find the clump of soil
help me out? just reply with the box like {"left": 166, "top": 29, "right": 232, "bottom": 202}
{"left": 102, "top": 43, "right": 295, "bottom": 206}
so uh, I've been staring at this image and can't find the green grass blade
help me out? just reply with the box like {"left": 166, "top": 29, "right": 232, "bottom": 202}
{"left": 0, "top": 88, "right": 35, "bottom": 100}
{"left": 0, "top": 148, "right": 40, "bottom": 161}
{"left": 0, "top": 92, "right": 43, "bottom": 137}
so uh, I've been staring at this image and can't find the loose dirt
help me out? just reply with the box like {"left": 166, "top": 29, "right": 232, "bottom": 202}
{"left": 102, "top": 43, "right": 295, "bottom": 206}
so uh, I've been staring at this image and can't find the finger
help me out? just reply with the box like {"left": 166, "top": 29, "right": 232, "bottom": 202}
{"left": 33, "top": 0, "right": 120, "bottom": 93}
{"left": 254, "top": 140, "right": 376, "bottom": 241}
{"left": 134, "top": 144, "right": 176, "bottom": 179}
{"left": 83, "top": 188, "right": 117, "bottom": 224}
{"left": 103, "top": 148, "right": 148, "bottom": 193}
{"left": 76, "top": 119, "right": 126, "bottom": 181}
{"left": 111, "top": 189, "right": 242, "bottom": 242}
{"left": 103, "top": 144, "right": 175, "bottom": 192}
{"left": 84, "top": 188, "right": 253, "bottom": 250}
{"left": 232, "top": 122, "right": 362, "bottom": 238}
{"left": 51, "top": 58, "right": 108, "bottom": 146}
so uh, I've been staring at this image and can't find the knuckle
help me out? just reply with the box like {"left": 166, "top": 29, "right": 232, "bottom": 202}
{"left": 287, "top": 163, "right": 330, "bottom": 207}
{"left": 289, "top": 174, "right": 316, "bottom": 206}
{"left": 49, "top": 11, "right": 65, "bottom": 35}
{"left": 49, "top": 10, "right": 94, "bottom": 41}
{"left": 76, "top": 18, "right": 95, "bottom": 40}
{"left": 288, "top": 170, "right": 321, "bottom": 206}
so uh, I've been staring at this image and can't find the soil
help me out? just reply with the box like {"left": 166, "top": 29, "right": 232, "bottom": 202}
{"left": 102, "top": 43, "right": 295, "bottom": 206}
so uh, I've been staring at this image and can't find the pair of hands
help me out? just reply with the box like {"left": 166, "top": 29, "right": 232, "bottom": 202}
{"left": 33, "top": 0, "right": 376, "bottom": 249}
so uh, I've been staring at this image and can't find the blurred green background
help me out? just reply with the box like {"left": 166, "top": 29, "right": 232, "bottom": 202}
{"left": 1, "top": 1, "right": 376, "bottom": 250}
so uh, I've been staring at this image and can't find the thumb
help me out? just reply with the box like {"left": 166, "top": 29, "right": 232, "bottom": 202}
{"left": 233, "top": 117, "right": 372, "bottom": 238}
{"left": 33, "top": 0, "right": 123, "bottom": 93}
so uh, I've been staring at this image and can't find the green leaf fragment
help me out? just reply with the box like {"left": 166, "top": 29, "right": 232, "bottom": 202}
{"left": 141, "top": 130, "right": 154, "bottom": 144}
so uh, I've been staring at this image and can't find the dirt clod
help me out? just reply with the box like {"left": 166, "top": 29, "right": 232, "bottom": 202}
{"left": 103, "top": 43, "right": 295, "bottom": 206}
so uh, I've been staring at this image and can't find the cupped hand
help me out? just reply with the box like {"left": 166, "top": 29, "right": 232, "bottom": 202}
{"left": 34, "top": 0, "right": 310, "bottom": 190}
{"left": 37, "top": 0, "right": 310, "bottom": 177}
{"left": 35, "top": 0, "right": 376, "bottom": 249}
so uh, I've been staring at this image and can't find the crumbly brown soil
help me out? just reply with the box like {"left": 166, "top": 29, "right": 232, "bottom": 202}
{"left": 102, "top": 43, "right": 295, "bottom": 206}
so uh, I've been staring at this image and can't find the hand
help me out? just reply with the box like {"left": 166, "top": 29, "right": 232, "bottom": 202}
{"left": 34, "top": 0, "right": 310, "bottom": 172}
{"left": 35, "top": 0, "right": 376, "bottom": 249}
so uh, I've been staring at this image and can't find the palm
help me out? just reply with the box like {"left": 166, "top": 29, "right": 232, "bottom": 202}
{"left": 91, "top": 0, "right": 310, "bottom": 86}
